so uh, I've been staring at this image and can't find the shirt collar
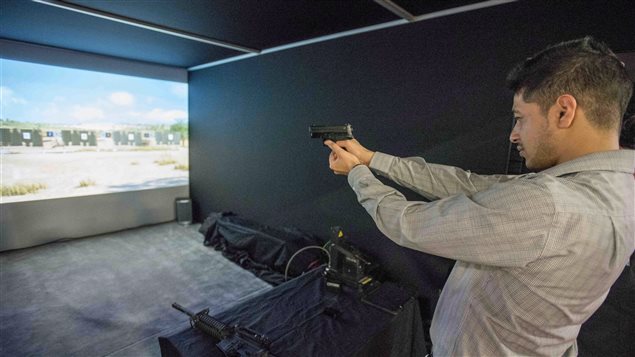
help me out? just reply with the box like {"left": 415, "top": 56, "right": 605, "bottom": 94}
{"left": 540, "top": 150, "right": 635, "bottom": 177}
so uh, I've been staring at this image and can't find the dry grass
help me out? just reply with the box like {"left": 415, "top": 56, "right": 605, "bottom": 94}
{"left": 78, "top": 179, "right": 96, "bottom": 188}
{"left": 154, "top": 157, "right": 178, "bottom": 166}
{"left": 174, "top": 164, "right": 189, "bottom": 171}
{"left": 130, "top": 146, "right": 174, "bottom": 151}
{"left": 1, "top": 183, "right": 47, "bottom": 196}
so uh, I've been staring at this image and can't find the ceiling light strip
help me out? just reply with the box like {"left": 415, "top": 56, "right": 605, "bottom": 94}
{"left": 31, "top": 0, "right": 260, "bottom": 54}
{"left": 373, "top": 0, "right": 416, "bottom": 22}
{"left": 261, "top": 19, "right": 408, "bottom": 55}
{"left": 188, "top": 53, "right": 260, "bottom": 71}
{"left": 413, "top": 0, "right": 517, "bottom": 22}
{"left": 189, "top": 0, "right": 516, "bottom": 71}
{"left": 189, "top": 19, "right": 407, "bottom": 71}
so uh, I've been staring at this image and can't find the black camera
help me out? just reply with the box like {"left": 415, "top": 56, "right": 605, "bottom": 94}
{"left": 325, "top": 227, "right": 377, "bottom": 292}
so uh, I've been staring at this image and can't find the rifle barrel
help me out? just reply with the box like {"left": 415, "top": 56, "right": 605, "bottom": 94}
{"left": 172, "top": 302, "right": 195, "bottom": 317}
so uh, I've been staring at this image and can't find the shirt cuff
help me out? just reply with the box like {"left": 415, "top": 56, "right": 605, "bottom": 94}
{"left": 347, "top": 163, "right": 371, "bottom": 187}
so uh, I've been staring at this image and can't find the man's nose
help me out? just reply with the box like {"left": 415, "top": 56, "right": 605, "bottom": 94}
{"left": 509, "top": 128, "right": 520, "bottom": 144}
{"left": 509, "top": 130, "right": 520, "bottom": 144}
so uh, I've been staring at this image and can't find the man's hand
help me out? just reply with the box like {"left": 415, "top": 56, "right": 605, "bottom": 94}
{"left": 333, "top": 138, "right": 375, "bottom": 166}
{"left": 325, "top": 140, "right": 365, "bottom": 175}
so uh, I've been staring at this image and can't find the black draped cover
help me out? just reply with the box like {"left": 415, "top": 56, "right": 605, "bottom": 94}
{"left": 159, "top": 267, "right": 426, "bottom": 357}
{"left": 199, "top": 212, "right": 327, "bottom": 285}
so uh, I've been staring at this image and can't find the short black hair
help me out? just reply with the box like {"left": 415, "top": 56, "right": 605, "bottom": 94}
{"left": 506, "top": 36, "right": 633, "bottom": 131}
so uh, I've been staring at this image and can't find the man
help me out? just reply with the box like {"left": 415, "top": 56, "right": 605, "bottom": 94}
{"left": 576, "top": 111, "right": 635, "bottom": 356}
{"left": 325, "top": 37, "right": 634, "bottom": 356}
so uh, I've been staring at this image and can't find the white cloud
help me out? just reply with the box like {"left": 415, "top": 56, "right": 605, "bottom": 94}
{"left": 109, "top": 91, "right": 135, "bottom": 106}
{"left": 36, "top": 103, "right": 63, "bottom": 122}
{"left": 171, "top": 84, "right": 188, "bottom": 98}
{"left": 141, "top": 108, "right": 188, "bottom": 124}
{"left": 0, "top": 86, "right": 28, "bottom": 105}
{"left": 71, "top": 105, "right": 105, "bottom": 121}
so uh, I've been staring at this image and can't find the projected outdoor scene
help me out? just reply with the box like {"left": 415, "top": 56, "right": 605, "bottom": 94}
{"left": 1, "top": 59, "right": 189, "bottom": 203}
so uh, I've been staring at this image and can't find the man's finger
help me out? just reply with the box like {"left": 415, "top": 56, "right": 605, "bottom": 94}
{"left": 324, "top": 140, "right": 346, "bottom": 154}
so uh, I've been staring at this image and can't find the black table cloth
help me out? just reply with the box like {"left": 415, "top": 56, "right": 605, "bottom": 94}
{"left": 159, "top": 267, "right": 426, "bottom": 356}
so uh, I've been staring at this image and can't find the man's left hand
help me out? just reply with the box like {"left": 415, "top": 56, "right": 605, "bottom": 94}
{"left": 325, "top": 140, "right": 362, "bottom": 175}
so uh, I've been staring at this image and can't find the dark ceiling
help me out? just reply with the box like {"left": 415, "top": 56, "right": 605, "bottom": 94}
{"left": 1, "top": 0, "right": 494, "bottom": 69}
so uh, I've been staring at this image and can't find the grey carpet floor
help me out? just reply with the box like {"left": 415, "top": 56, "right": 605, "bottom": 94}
{"left": 0, "top": 222, "right": 272, "bottom": 357}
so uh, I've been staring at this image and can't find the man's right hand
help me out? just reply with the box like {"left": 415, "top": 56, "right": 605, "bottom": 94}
{"left": 332, "top": 138, "right": 375, "bottom": 166}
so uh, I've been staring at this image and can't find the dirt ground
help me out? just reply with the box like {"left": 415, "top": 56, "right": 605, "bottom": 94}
{"left": 1, "top": 146, "right": 189, "bottom": 203}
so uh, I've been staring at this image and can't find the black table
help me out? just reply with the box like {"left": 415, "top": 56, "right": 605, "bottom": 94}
{"left": 159, "top": 267, "right": 426, "bottom": 357}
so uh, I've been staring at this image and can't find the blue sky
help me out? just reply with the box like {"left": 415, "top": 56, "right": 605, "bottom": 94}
{"left": 0, "top": 59, "right": 188, "bottom": 126}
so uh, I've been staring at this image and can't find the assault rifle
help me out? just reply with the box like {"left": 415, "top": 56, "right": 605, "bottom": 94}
{"left": 172, "top": 302, "right": 274, "bottom": 357}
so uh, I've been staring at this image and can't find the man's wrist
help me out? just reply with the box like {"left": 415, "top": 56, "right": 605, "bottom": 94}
{"left": 351, "top": 162, "right": 365, "bottom": 171}
{"left": 362, "top": 151, "right": 375, "bottom": 166}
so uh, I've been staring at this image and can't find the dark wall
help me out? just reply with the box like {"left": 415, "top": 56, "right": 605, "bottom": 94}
{"left": 189, "top": 0, "right": 634, "bottom": 297}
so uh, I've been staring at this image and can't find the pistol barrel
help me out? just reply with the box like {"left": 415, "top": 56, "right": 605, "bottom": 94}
{"left": 309, "top": 124, "right": 354, "bottom": 140}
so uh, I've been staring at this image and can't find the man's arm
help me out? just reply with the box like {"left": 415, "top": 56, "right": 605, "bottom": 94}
{"left": 328, "top": 139, "right": 518, "bottom": 199}
{"left": 370, "top": 152, "right": 518, "bottom": 200}
{"left": 345, "top": 165, "right": 552, "bottom": 267}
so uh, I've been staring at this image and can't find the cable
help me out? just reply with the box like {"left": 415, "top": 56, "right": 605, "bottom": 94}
{"left": 284, "top": 245, "right": 331, "bottom": 281}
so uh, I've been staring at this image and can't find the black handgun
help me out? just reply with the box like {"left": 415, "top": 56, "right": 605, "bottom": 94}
{"left": 172, "top": 302, "right": 273, "bottom": 357}
{"left": 309, "top": 124, "right": 354, "bottom": 142}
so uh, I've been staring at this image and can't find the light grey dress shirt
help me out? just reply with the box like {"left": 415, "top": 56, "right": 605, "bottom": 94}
{"left": 347, "top": 150, "right": 635, "bottom": 357}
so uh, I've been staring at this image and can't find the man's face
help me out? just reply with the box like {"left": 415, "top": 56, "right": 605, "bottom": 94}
{"left": 510, "top": 93, "right": 558, "bottom": 170}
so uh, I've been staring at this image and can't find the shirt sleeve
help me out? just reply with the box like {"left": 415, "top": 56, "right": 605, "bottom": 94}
{"left": 347, "top": 164, "right": 554, "bottom": 267}
{"left": 369, "top": 152, "right": 518, "bottom": 200}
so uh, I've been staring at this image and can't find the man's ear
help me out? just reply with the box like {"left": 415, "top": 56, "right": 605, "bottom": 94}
{"left": 555, "top": 94, "right": 577, "bottom": 128}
